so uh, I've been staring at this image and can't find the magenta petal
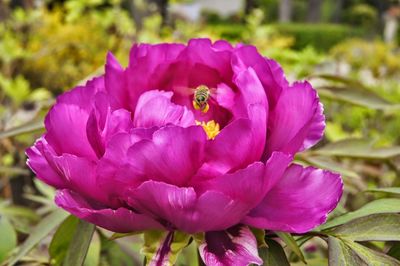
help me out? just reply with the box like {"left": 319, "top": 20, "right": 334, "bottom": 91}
{"left": 126, "top": 181, "right": 251, "bottom": 233}
{"left": 104, "top": 52, "right": 127, "bottom": 109}
{"left": 244, "top": 164, "right": 343, "bottom": 233}
{"left": 232, "top": 45, "right": 288, "bottom": 108}
{"left": 133, "top": 90, "right": 195, "bottom": 128}
{"left": 26, "top": 138, "right": 65, "bottom": 188}
{"left": 55, "top": 189, "right": 163, "bottom": 233}
{"left": 267, "top": 81, "right": 325, "bottom": 156}
{"left": 199, "top": 225, "right": 262, "bottom": 266}
{"left": 45, "top": 79, "right": 105, "bottom": 159}
{"left": 126, "top": 43, "right": 186, "bottom": 111}
{"left": 96, "top": 129, "right": 157, "bottom": 201}
{"left": 127, "top": 126, "right": 207, "bottom": 187}
{"left": 196, "top": 152, "right": 292, "bottom": 207}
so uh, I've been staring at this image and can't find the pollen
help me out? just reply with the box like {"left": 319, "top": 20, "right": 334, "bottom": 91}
{"left": 196, "top": 120, "right": 220, "bottom": 140}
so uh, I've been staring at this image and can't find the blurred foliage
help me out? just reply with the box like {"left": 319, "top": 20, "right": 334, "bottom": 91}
{"left": 1, "top": 0, "right": 400, "bottom": 265}
{"left": 344, "top": 3, "right": 378, "bottom": 29}
{"left": 272, "top": 23, "right": 366, "bottom": 51}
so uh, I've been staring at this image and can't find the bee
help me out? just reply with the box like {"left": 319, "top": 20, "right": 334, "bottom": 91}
{"left": 193, "top": 85, "right": 211, "bottom": 113}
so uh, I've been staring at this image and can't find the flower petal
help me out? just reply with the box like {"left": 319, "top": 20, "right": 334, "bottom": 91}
{"left": 44, "top": 78, "right": 104, "bottom": 159}
{"left": 199, "top": 225, "right": 262, "bottom": 266}
{"left": 232, "top": 45, "right": 288, "bottom": 108}
{"left": 126, "top": 181, "right": 251, "bottom": 233}
{"left": 126, "top": 126, "right": 207, "bottom": 187}
{"left": 133, "top": 90, "right": 195, "bottom": 128}
{"left": 196, "top": 152, "right": 292, "bottom": 207}
{"left": 26, "top": 138, "right": 65, "bottom": 188}
{"left": 244, "top": 164, "right": 343, "bottom": 233}
{"left": 266, "top": 81, "right": 325, "bottom": 156}
{"left": 55, "top": 189, "right": 163, "bottom": 233}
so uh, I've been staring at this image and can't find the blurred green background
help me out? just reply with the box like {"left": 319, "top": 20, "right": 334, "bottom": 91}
{"left": 2, "top": 0, "right": 400, "bottom": 265}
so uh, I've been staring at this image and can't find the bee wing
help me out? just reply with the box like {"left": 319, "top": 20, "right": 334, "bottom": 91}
{"left": 173, "top": 86, "right": 195, "bottom": 96}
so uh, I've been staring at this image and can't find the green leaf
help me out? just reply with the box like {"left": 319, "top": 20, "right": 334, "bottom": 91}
{"left": 49, "top": 215, "right": 80, "bottom": 265}
{"left": 312, "top": 138, "right": 400, "bottom": 159}
{"left": 316, "top": 85, "right": 399, "bottom": 110}
{"left": 389, "top": 243, "right": 400, "bottom": 261}
{"left": 100, "top": 235, "right": 139, "bottom": 266}
{"left": 258, "top": 239, "right": 290, "bottom": 266}
{"left": 63, "top": 219, "right": 96, "bottom": 266}
{"left": 318, "top": 198, "right": 400, "bottom": 230}
{"left": 0, "top": 216, "right": 17, "bottom": 264}
{"left": 366, "top": 187, "right": 400, "bottom": 195}
{"left": 330, "top": 213, "right": 400, "bottom": 241}
{"left": 8, "top": 209, "right": 69, "bottom": 266}
{"left": 0, "top": 120, "right": 44, "bottom": 140}
{"left": 275, "top": 232, "right": 306, "bottom": 263}
{"left": 297, "top": 154, "right": 360, "bottom": 179}
{"left": 329, "top": 237, "right": 400, "bottom": 266}
{"left": 311, "top": 74, "right": 400, "bottom": 110}
{"left": 142, "top": 230, "right": 191, "bottom": 266}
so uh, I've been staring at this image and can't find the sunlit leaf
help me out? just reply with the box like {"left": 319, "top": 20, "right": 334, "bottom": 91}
{"left": 312, "top": 74, "right": 400, "bottom": 110}
{"left": 297, "top": 154, "right": 360, "bottom": 179}
{"left": 258, "top": 239, "right": 290, "bottom": 266}
{"left": 329, "top": 214, "right": 400, "bottom": 241}
{"left": 0, "top": 216, "right": 17, "bottom": 264}
{"left": 275, "top": 232, "right": 305, "bottom": 263}
{"left": 312, "top": 138, "right": 400, "bottom": 159}
{"left": 318, "top": 198, "right": 400, "bottom": 230}
{"left": 63, "top": 219, "right": 96, "bottom": 266}
{"left": 366, "top": 187, "right": 400, "bottom": 195}
{"left": 8, "top": 209, "right": 69, "bottom": 266}
{"left": 329, "top": 237, "right": 400, "bottom": 266}
{"left": 84, "top": 231, "right": 101, "bottom": 266}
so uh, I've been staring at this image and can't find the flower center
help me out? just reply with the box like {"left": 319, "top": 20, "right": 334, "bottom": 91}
{"left": 196, "top": 120, "right": 220, "bottom": 140}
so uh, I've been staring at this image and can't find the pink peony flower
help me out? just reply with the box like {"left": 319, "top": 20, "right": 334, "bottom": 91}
{"left": 26, "top": 39, "right": 343, "bottom": 266}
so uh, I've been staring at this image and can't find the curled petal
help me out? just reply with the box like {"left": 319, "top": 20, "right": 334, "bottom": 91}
{"left": 133, "top": 90, "right": 195, "bottom": 128}
{"left": 26, "top": 138, "right": 65, "bottom": 188}
{"left": 44, "top": 77, "right": 105, "bottom": 159}
{"left": 55, "top": 189, "right": 163, "bottom": 233}
{"left": 232, "top": 45, "right": 288, "bottom": 108}
{"left": 199, "top": 225, "right": 262, "bottom": 266}
{"left": 244, "top": 164, "right": 343, "bottom": 233}
{"left": 126, "top": 181, "right": 251, "bottom": 233}
{"left": 196, "top": 152, "right": 292, "bottom": 205}
{"left": 266, "top": 81, "right": 325, "bottom": 156}
{"left": 127, "top": 126, "right": 207, "bottom": 187}
{"left": 96, "top": 128, "right": 157, "bottom": 200}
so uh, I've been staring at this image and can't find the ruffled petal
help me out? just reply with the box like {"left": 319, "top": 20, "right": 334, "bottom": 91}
{"left": 126, "top": 181, "right": 251, "bottom": 233}
{"left": 126, "top": 43, "right": 186, "bottom": 111}
{"left": 55, "top": 189, "right": 163, "bottom": 233}
{"left": 266, "top": 81, "right": 325, "bottom": 156}
{"left": 243, "top": 164, "right": 343, "bottom": 233}
{"left": 232, "top": 45, "right": 288, "bottom": 108}
{"left": 126, "top": 126, "right": 207, "bottom": 187}
{"left": 44, "top": 78, "right": 104, "bottom": 159}
{"left": 96, "top": 128, "right": 157, "bottom": 202}
{"left": 133, "top": 90, "right": 195, "bottom": 128}
{"left": 199, "top": 225, "right": 262, "bottom": 266}
{"left": 104, "top": 52, "right": 127, "bottom": 109}
{"left": 26, "top": 138, "right": 65, "bottom": 188}
{"left": 196, "top": 152, "right": 292, "bottom": 207}
{"left": 86, "top": 92, "right": 133, "bottom": 158}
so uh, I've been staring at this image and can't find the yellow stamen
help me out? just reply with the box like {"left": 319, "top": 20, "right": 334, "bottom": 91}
{"left": 196, "top": 120, "right": 220, "bottom": 140}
